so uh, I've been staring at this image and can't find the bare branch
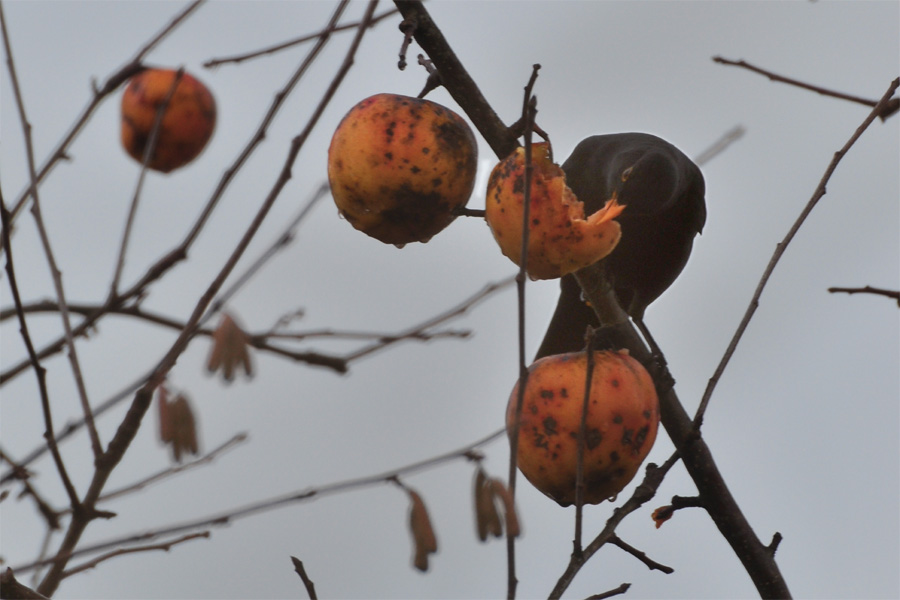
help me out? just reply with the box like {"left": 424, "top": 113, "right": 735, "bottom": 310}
{"left": 694, "top": 125, "right": 746, "bottom": 167}
{"left": 201, "top": 183, "right": 329, "bottom": 321}
{"left": 694, "top": 77, "right": 900, "bottom": 426}
{"left": 12, "top": 426, "right": 505, "bottom": 577}
{"left": 290, "top": 557, "right": 318, "bottom": 600}
{"left": 393, "top": 1, "right": 519, "bottom": 159}
{"left": 0, "top": 185, "right": 338, "bottom": 383}
{"left": 60, "top": 532, "right": 210, "bottom": 579}
{"left": 343, "top": 275, "right": 515, "bottom": 363}
{"left": 204, "top": 7, "right": 398, "bottom": 67}
{"left": 828, "top": 285, "right": 900, "bottom": 305}
{"left": 505, "top": 67, "right": 541, "bottom": 600}
{"left": 0, "top": 133, "right": 80, "bottom": 510}
{"left": 2, "top": 0, "right": 104, "bottom": 459}
{"left": 0, "top": 272, "right": 508, "bottom": 487}
{"left": 714, "top": 56, "right": 899, "bottom": 120}
{"left": 94, "top": 434, "right": 247, "bottom": 506}
{"left": 608, "top": 534, "right": 674, "bottom": 574}
{"left": 548, "top": 453, "right": 680, "bottom": 599}
{"left": 584, "top": 583, "right": 631, "bottom": 600}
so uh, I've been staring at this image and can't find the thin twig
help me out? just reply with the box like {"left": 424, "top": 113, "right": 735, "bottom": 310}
{"left": 109, "top": 69, "right": 186, "bottom": 297}
{"left": 13, "top": 426, "right": 505, "bottom": 576}
{"left": 204, "top": 7, "right": 398, "bottom": 67}
{"left": 0, "top": 207, "right": 78, "bottom": 511}
{"left": 0, "top": 447, "right": 31, "bottom": 484}
{"left": 28, "top": 528, "right": 55, "bottom": 589}
{"left": 0, "top": 376, "right": 143, "bottom": 487}
{"left": 506, "top": 65, "right": 541, "bottom": 600}
{"left": 343, "top": 275, "right": 515, "bottom": 362}
{"left": 94, "top": 433, "right": 247, "bottom": 506}
{"left": 290, "top": 556, "right": 319, "bottom": 600}
{"left": 0, "top": 300, "right": 466, "bottom": 345}
{"left": 713, "top": 56, "right": 899, "bottom": 121}
{"left": 0, "top": 273, "right": 508, "bottom": 487}
{"left": 693, "top": 77, "right": 900, "bottom": 427}
{"left": 828, "top": 285, "right": 900, "bottom": 305}
{"left": 608, "top": 534, "right": 674, "bottom": 573}
{"left": 60, "top": 532, "right": 210, "bottom": 579}
{"left": 548, "top": 452, "right": 680, "bottom": 599}
{"left": 584, "top": 582, "right": 631, "bottom": 600}
{"left": 16, "top": 477, "right": 61, "bottom": 532}
{"left": 201, "top": 183, "right": 329, "bottom": 321}
{"left": 393, "top": 1, "right": 519, "bottom": 159}
{"left": 0, "top": 185, "right": 339, "bottom": 384}
{"left": 0, "top": 445, "right": 61, "bottom": 532}
{"left": 694, "top": 125, "right": 745, "bottom": 167}
{"left": 2, "top": 2, "right": 104, "bottom": 460}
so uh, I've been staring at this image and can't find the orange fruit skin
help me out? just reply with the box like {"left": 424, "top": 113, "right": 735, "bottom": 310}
{"left": 327, "top": 93, "right": 478, "bottom": 245}
{"left": 485, "top": 143, "right": 624, "bottom": 280}
{"left": 120, "top": 68, "right": 216, "bottom": 173}
{"left": 507, "top": 350, "right": 659, "bottom": 506}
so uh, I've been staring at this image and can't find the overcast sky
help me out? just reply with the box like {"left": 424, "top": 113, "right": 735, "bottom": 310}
{"left": 1, "top": 1, "right": 898, "bottom": 599}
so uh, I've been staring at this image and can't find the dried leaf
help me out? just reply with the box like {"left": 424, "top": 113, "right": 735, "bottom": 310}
{"left": 207, "top": 313, "right": 253, "bottom": 382}
{"left": 489, "top": 478, "right": 521, "bottom": 539}
{"left": 408, "top": 489, "right": 437, "bottom": 571}
{"left": 651, "top": 505, "right": 674, "bottom": 529}
{"left": 159, "top": 390, "right": 200, "bottom": 463}
{"left": 474, "top": 468, "right": 502, "bottom": 541}
{"left": 169, "top": 395, "right": 198, "bottom": 462}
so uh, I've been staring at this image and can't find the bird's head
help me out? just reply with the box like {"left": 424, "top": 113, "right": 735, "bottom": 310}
{"left": 610, "top": 150, "right": 680, "bottom": 216}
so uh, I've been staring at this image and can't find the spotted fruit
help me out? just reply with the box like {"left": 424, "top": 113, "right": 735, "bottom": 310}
{"left": 120, "top": 68, "right": 216, "bottom": 173}
{"left": 485, "top": 142, "right": 624, "bottom": 279}
{"left": 507, "top": 349, "right": 659, "bottom": 506}
{"left": 327, "top": 93, "right": 478, "bottom": 245}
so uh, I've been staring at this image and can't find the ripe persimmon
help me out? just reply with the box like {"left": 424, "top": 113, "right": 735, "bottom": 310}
{"left": 327, "top": 93, "right": 478, "bottom": 245}
{"left": 485, "top": 142, "right": 623, "bottom": 280}
{"left": 120, "top": 68, "right": 216, "bottom": 173}
{"left": 507, "top": 349, "right": 659, "bottom": 506}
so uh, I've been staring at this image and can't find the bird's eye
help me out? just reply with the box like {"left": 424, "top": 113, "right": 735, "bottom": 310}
{"left": 621, "top": 166, "right": 634, "bottom": 182}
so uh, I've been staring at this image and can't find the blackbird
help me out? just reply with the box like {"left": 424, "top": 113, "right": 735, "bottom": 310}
{"left": 535, "top": 133, "right": 707, "bottom": 359}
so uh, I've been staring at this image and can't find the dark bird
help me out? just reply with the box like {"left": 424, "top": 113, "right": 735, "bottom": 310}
{"left": 536, "top": 132, "right": 707, "bottom": 359}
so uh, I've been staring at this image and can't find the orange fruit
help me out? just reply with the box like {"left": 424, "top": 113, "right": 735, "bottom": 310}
{"left": 327, "top": 93, "right": 478, "bottom": 245}
{"left": 507, "top": 349, "right": 659, "bottom": 506}
{"left": 485, "top": 142, "right": 624, "bottom": 280}
{"left": 120, "top": 68, "right": 216, "bottom": 173}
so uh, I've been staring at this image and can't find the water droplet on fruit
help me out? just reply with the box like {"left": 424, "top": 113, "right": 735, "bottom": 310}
{"left": 394, "top": 243, "right": 406, "bottom": 249}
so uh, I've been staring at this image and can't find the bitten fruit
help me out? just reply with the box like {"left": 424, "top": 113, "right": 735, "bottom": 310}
{"left": 485, "top": 142, "right": 624, "bottom": 280}
{"left": 327, "top": 93, "right": 478, "bottom": 245}
{"left": 120, "top": 68, "right": 216, "bottom": 173}
{"left": 506, "top": 350, "right": 659, "bottom": 506}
